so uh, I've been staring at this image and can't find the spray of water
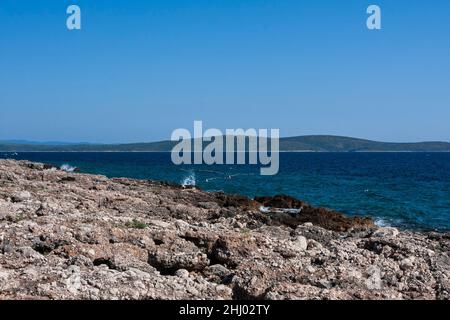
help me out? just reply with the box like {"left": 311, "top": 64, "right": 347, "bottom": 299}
{"left": 60, "top": 164, "right": 77, "bottom": 173}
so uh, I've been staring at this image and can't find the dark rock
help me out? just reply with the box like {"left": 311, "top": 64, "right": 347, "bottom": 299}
{"left": 213, "top": 193, "right": 258, "bottom": 210}
{"left": 60, "top": 176, "right": 76, "bottom": 182}
{"left": 0, "top": 239, "right": 13, "bottom": 254}
{"left": 43, "top": 164, "right": 58, "bottom": 170}
{"left": 253, "top": 195, "right": 374, "bottom": 232}
{"left": 255, "top": 194, "right": 305, "bottom": 209}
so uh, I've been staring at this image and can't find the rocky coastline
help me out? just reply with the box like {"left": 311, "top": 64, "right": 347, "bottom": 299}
{"left": 0, "top": 159, "right": 449, "bottom": 300}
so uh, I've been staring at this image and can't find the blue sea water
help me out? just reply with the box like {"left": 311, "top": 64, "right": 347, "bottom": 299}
{"left": 1, "top": 152, "right": 450, "bottom": 232}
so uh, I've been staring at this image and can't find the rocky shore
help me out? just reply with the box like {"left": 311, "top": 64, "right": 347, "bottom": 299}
{"left": 0, "top": 159, "right": 449, "bottom": 300}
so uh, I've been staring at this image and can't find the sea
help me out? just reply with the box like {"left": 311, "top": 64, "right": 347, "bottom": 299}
{"left": 1, "top": 152, "right": 450, "bottom": 232}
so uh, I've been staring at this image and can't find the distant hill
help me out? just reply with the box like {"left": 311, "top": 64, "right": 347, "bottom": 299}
{"left": 1, "top": 135, "right": 450, "bottom": 152}
{"left": 0, "top": 140, "right": 93, "bottom": 146}
{"left": 279, "top": 135, "right": 450, "bottom": 152}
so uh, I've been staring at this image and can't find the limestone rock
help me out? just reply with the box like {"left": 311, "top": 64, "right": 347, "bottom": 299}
{"left": 372, "top": 227, "right": 399, "bottom": 238}
{"left": 0, "top": 159, "right": 448, "bottom": 300}
{"left": 11, "top": 191, "right": 32, "bottom": 203}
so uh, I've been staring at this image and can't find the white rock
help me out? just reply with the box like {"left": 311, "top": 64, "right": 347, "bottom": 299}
{"left": 148, "top": 220, "right": 171, "bottom": 228}
{"left": 12, "top": 191, "right": 32, "bottom": 202}
{"left": 307, "top": 239, "right": 323, "bottom": 250}
{"left": 215, "top": 284, "right": 232, "bottom": 295}
{"left": 307, "top": 266, "right": 316, "bottom": 273}
{"left": 293, "top": 236, "right": 308, "bottom": 251}
{"left": 175, "top": 269, "right": 190, "bottom": 278}
{"left": 400, "top": 257, "right": 415, "bottom": 270}
{"left": 365, "top": 266, "right": 382, "bottom": 290}
{"left": 0, "top": 270, "right": 10, "bottom": 282}
{"left": 18, "top": 246, "right": 45, "bottom": 260}
{"left": 372, "top": 227, "right": 399, "bottom": 238}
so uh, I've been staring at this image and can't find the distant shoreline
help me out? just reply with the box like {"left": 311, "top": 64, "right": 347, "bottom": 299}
{"left": 2, "top": 135, "right": 450, "bottom": 153}
{"left": 2, "top": 150, "right": 450, "bottom": 153}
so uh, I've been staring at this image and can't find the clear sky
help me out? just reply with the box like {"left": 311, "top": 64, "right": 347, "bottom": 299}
{"left": 1, "top": 0, "right": 449, "bottom": 143}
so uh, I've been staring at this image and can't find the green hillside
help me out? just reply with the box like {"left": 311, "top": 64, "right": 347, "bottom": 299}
{"left": 1, "top": 135, "right": 450, "bottom": 152}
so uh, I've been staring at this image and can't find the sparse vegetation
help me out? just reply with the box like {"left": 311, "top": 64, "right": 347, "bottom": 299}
{"left": 125, "top": 218, "right": 147, "bottom": 229}
{"left": 8, "top": 213, "right": 26, "bottom": 223}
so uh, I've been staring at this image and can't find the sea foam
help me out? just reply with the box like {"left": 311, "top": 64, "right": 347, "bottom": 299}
{"left": 60, "top": 164, "right": 77, "bottom": 172}
{"left": 181, "top": 172, "right": 196, "bottom": 187}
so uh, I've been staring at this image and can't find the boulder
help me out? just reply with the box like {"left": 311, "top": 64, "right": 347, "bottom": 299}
{"left": 11, "top": 191, "right": 32, "bottom": 203}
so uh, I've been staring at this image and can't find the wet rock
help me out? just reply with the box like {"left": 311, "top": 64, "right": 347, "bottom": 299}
{"left": 253, "top": 195, "right": 375, "bottom": 232}
{"left": 255, "top": 195, "right": 305, "bottom": 209}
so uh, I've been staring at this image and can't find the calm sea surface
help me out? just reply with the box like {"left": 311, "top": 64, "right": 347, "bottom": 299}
{"left": 2, "top": 152, "right": 450, "bottom": 231}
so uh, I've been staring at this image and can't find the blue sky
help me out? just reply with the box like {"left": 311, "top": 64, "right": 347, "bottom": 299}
{"left": 1, "top": 0, "right": 449, "bottom": 143}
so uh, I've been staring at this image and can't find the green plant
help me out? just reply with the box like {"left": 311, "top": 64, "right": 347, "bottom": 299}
{"left": 125, "top": 219, "right": 147, "bottom": 229}
{"left": 9, "top": 213, "right": 26, "bottom": 223}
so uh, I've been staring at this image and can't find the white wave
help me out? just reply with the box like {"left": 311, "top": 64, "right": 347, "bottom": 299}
{"left": 60, "top": 164, "right": 77, "bottom": 173}
{"left": 181, "top": 172, "right": 196, "bottom": 187}
{"left": 259, "top": 206, "right": 302, "bottom": 215}
{"left": 259, "top": 206, "right": 271, "bottom": 213}
{"left": 374, "top": 218, "right": 390, "bottom": 227}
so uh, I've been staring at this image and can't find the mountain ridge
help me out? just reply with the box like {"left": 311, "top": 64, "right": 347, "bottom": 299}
{"left": 1, "top": 135, "right": 450, "bottom": 152}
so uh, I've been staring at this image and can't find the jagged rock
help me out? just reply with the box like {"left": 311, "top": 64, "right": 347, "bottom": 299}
{"left": 0, "top": 159, "right": 449, "bottom": 300}
{"left": 203, "top": 264, "right": 231, "bottom": 283}
{"left": 148, "top": 249, "right": 209, "bottom": 274}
